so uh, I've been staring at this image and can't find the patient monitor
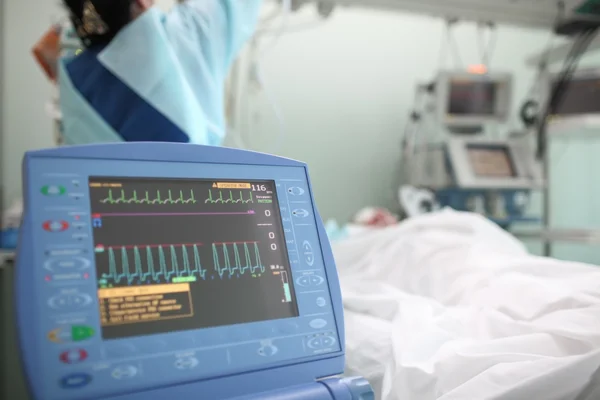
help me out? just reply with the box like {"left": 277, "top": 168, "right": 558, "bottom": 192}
{"left": 437, "top": 71, "right": 513, "bottom": 128}
{"left": 15, "top": 143, "right": 374, "bottom": 400}
{"left": 405, "top": 71, "right": 542, "bottom": 225}
{"left": 546, "top": 69, "right": 600, "bottom": 131}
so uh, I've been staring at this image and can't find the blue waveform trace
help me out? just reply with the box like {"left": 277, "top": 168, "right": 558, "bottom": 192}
{"left": 212, "top": 242, "right": 265, "bottom": 278}
{"left": 103, "top": 244, "right": 206, "bottom": 285}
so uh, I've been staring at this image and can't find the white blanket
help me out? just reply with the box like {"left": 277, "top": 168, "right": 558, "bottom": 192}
{"left": 333, "top": 209, "right": 600, "bottom": 400}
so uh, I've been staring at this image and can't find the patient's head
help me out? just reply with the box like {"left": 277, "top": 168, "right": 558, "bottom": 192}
{"left": 64, "top": 0, "right": 155, "bottom": 47}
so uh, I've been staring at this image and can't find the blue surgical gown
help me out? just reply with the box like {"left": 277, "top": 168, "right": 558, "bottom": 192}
{"left": 59, "top": 1, "right": 262, "bottom": 146}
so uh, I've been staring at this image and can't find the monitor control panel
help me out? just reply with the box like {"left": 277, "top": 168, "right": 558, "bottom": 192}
{"left": 19, "top": 154, "right": 341, "bottom": 400}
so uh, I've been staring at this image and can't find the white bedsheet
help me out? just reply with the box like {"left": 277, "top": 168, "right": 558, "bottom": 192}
{"left": 333, "top": 209, "right": 600, "bottom": 400}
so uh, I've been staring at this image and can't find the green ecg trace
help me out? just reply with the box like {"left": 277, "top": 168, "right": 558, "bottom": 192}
{"left": 212, "top": 242, "right": 264, "bottom": 278}
{"left": 101, "top": 189, "right": 197, "bottom": 205}
{"left": 103, "top": 244, "right": 206, "bottom": 285}
{"left": 205, "top": 190, "right": 254, "bottom": 204}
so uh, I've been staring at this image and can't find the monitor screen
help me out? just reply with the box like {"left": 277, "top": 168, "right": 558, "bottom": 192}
{"left": 467, "top": 145, "right": 516, "bottom": 178}
{"left": 88, "top": 177, "right": 299, "bottom": 340}
{"left": 551, "top": 77, "right": 600, "bottom": 116}
{"left": 447, "top": 80, "right": 498, "bottom": 116}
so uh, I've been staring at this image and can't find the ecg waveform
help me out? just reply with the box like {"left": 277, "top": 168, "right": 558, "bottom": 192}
{"left": 100, "top": 189, "right": 198, "bottom": 205}
{"left": 212, "top": 242, "right": 265, "bottom": 278}
{"left": 101, "top": 243, "right": 206, "bottom": 285}
{"left": 99, "top": 241, "right": 266, "bottom": 285}
{"left": 205, "top": 190, "right": 254, "bottom": 204}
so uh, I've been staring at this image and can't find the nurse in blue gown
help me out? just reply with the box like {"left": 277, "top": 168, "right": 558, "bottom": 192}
{"left": 60, "top": 0, "right": 262, "bottom": 145}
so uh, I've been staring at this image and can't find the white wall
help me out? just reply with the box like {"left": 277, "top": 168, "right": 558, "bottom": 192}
{"left": 230, "top": 7, "right": 550, "bottom": 222}
{"left": 2, "top": 0, "right": 61, "bottom": 206}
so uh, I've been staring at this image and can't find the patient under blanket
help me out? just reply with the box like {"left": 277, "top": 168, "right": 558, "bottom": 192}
{"left": 334, "top": 209, "right": 600, "bottom": 400}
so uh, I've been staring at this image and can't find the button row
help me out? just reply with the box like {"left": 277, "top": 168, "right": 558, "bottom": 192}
{"left": 296, "top": 274, "right": 325, "bottom": 287}
{"left": 48, "top": 293, "right": 93, "bottom": 310}
{"left": 306, "top": 333, "right": 337, "bottom": 350}
{"left": 48, "top": 325, "right": 95, "bottom": 344}
{"left": 45, "top": 257, "right": 91, "bottom": 273}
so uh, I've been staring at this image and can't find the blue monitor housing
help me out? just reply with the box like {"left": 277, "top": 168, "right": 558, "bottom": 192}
{"left": 15, "top": 143, "right": 374, "bottom": 400}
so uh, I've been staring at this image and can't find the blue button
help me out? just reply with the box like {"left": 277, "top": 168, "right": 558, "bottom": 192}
{"left": 307, "top": 337, "right": 322, "bottom": 349}
{"left": 309, "top": 319, "right": 328, "bottom": 329}
{"left": 287, "top": 187, "right": 305, "bottom": 196}
{"left": 258, "top": 345, "right": 278, "bottom": 357}
{"left": 302, "top": 241, "right": 315, "bottom": 267}
{"left": 296, "top": 276, "right": 311, "bottom": 287}
{"left": 293, "top": 209, "right": 310, "bottom": 218}
{"left": 310, "top": 275, "right": 325, "bottom": 286}
{"left": 322, "top": 336, "right": 337, "bottom": 348}
{"left": 316, "top": 297, "right": 327, "bottom": 307}
{"left": 60, "top": 373, "right": 92, "bottom": 389}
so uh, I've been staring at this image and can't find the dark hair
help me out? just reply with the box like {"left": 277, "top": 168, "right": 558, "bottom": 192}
{"left": 63, "top": 0, "right": 134, "bottom": 48}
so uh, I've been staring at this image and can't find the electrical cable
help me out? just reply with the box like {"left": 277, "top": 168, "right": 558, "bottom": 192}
{"left": 447, "top": 22, "right": 464, "bottom": 69}
{"left": 258, "top": 0, "right": 291, "bottom": 57}
{"left": 436, "top": 22, "right": 450, "bottom": 70}
{"left": 232, "top": 0, "right": 292, "bottom": 153}
{"left": 476, "top": 22, "right": 497, "bottom": 67}
{"left": 536, "top": 28, "right": 598, "bottom": 159}
{"left": 537, "top": 27, "right": 597, "bottom": 257}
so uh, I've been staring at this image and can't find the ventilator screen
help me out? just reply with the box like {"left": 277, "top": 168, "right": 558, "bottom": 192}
{"left": 467, "top": 145, "right": 516, "bottom": 178}
{"left": 448, "top": 80, "right": 498, "bottom": 116}
{"left": 551, "top": 77, "right": 600, "bottom": 116}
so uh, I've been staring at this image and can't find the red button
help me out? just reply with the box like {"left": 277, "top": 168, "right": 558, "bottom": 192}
{"left": 43, "top": 221, "right": 69, "bottom": 232}
{"left": 60, "top": 349, "right": 88, "bottom": 364}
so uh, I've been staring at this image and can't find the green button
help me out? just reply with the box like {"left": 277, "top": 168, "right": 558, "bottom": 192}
{"left": 71, "top": 325, "right": 95, "bottom": 342}
{"left": 41, "top": 185, "right": 67, "bottom": 196}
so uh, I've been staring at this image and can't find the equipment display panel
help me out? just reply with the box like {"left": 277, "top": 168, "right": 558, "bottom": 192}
{"left": 447, "top": 138, "right": 541, "bottom": 190}
{"left": 89, "top": 177, "right": 298, "bottom": 340}
{"left": 550, "top": 75, "right": 600, "bottom": 116}
{"left": 448, "top": 80, "right": 498, "bottom": 116}
{"left": 466, "top": 145, "right": 516, "bottom": 178}
{"left": 19, "top": 151, "right": 342, "bottom": 400}
{"left": 437, "top": 71, "right": 513, "bottom": 126}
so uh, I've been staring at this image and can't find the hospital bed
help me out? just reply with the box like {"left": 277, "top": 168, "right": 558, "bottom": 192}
{"left": 333, "top": 210, "right": 600, "bottom": 400}
{"left": 13, "top": 143, "right": 374, "bottom": 400}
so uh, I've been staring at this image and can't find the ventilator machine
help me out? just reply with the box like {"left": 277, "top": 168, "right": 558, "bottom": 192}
{"left": 402, "top": 71, "right": 544, "bottom": 227}
{"left": 14, "top": 143, "right": 374, "bottom": 400}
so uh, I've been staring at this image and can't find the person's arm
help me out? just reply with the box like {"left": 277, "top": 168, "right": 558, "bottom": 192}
{"left": 172, "top": 0, "right": 263, "bottom": 73}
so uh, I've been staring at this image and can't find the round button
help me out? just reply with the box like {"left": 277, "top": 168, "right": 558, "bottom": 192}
{"left": 293, "top": 209, "right": 310, "bottom": 218}
{"left": 316, "top": 297, "right": 327, "bottom": 307}
{"left": 111, "top": 365, "right": 138, "bottom": 380}
{"left": 287, "top": 187, "right": 305, "bottom": 196}
{"left": 60, "top": 373, "right": 92, "bottom": 389}
{"left": 296, "top": 276, "right": 310, "bottom": 287}
{"left": 175, "top": 357, "right": 199, "bottom": 370}
{"left": 302, "top": 241, "right": 315, "bottom": 266}
{"left": 42, "top": 185, "right": 66, "bottom": 196}
{"left": 60, "top": 349, "right": 88, "bottom": 364}
{"left": 70, "top": 294, "right": 93, "bottom": 309}
{"left": 309, "top": 319, "right": 328, "bottom": 329}
{"left": 45, "top": 257, "right": 91, "bottom": 273}
{"left": 307, "top": 337, "right": 322, "bottom": 349}
{"left": 309, "top": 275, "right": 325, "bottom": 286}
{"left": 322, "top": 336, "right": 337, "bottom": 348}
{"left": 258, "top": 345, "right": 278, "bottom": 357}
{"left": 43, "top": 221, "right": 69, "bottom": 232}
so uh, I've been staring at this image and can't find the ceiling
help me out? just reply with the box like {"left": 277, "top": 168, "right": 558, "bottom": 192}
{"left": 328, "top": 0, "right": 587, "bottom": 30}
